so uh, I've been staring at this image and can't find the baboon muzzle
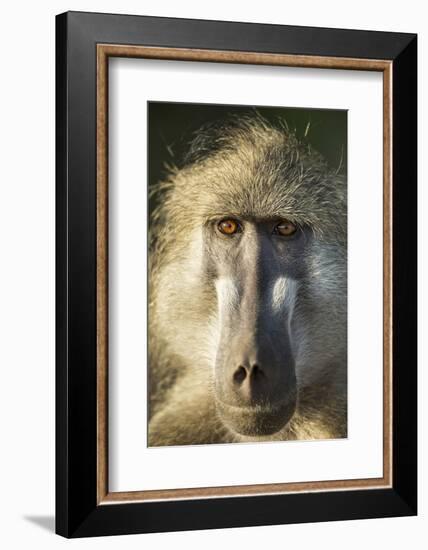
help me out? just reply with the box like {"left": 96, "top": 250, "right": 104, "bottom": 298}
{"left": 215, "top": 285, "right": 297, "bottom": 436}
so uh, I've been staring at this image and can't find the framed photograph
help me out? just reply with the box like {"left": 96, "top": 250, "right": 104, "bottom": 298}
{"left": 56, "top": 11, "right": 417, "bottom": 538}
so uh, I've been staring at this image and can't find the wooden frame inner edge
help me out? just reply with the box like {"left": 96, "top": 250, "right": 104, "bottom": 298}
{"left": 96, "top": 44, "right": 393, "bottom": 504}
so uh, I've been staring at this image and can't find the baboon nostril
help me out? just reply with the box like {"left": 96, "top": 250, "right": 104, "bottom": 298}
{"left": 233, "top": 366, "right": 247, "bottom": 384}
{"left": 251, "top": 364, "right": 265, "bottom": 379}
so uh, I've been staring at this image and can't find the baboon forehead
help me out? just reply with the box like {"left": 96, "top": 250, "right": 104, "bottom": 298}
{"left": 170, "top": 147, "right": 345, "bottom": 233}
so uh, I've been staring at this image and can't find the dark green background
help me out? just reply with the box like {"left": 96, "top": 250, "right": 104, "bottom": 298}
{"left": 148, "top": 102, "right": 347, "bottom": 196}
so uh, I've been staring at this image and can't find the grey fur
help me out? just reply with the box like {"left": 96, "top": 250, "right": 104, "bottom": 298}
{"left": 148, "top": 114, "right": 347, "bottom": 446}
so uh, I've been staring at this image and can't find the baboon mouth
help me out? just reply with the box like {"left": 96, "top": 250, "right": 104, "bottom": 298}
{"left": 216, "top": 397, "right": 296, "bottom": 437}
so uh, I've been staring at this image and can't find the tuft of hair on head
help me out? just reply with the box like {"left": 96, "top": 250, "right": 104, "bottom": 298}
{"left": 182, "top": 111, "right": 299, "bottom": 166}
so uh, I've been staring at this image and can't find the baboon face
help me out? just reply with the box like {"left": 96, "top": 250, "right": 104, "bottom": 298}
{"left": 204, "top": 216, "right": 309, "bottom": 435}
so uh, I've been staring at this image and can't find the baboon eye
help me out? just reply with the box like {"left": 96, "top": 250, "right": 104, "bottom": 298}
{"left": 274, "top": 220, "right": 297, "bottom": 237}
{"left": 218, "top": 219, "right": 241, "bottom": 235}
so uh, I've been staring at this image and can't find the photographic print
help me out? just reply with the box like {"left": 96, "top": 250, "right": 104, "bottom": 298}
{"left": 57, "top": 13, "right": 417, "bottom": 536}
{"left": 148, "top": 103, "right": 348, "bottom": 447}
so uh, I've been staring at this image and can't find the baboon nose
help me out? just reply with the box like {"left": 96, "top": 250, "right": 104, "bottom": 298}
{"left": 233, "top": 364, "right": 264, "bottom": 383}
{"left": 232, "top": 364, "right": 267, "bottom": 401}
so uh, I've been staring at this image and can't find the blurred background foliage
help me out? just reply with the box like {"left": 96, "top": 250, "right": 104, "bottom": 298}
{"left": 148, "top": 102, "right": 347, "bottom": 209}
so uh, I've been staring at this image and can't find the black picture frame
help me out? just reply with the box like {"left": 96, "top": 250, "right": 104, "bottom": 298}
{"left": 56, "top": 11, "right": 417, "bottom": 538}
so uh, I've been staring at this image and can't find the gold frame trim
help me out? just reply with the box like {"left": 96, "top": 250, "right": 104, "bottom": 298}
{"left": 96, "top": 44, "right": 393, "bottom": 504}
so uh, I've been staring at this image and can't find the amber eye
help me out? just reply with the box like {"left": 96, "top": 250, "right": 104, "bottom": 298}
{"left": 274, "top": 220, "right": 297, "bottom": 237}
{"left": 218, "top": 219, "right": 240, "bottom": 235}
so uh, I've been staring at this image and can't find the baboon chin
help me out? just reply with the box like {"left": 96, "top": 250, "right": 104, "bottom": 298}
{"left": 148, "top": 114, "right": 347, "bottom": 447}
{"left": 216, "top": 396, "right": 297, "bottom": 437}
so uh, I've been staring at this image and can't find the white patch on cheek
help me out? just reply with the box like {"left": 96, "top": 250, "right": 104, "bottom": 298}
{"left": 208, "top": 278, "right": 240, "bottom": 372}
{"left": 215, "top": 278, "right": 240, "bottom": 321}
{"left": 271, "top": 276, "right": 297, "bottom": 316}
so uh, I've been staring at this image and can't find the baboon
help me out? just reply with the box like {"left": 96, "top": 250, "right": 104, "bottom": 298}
{"left": 148, "top": 114, "right": 347, "bottom": 446}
